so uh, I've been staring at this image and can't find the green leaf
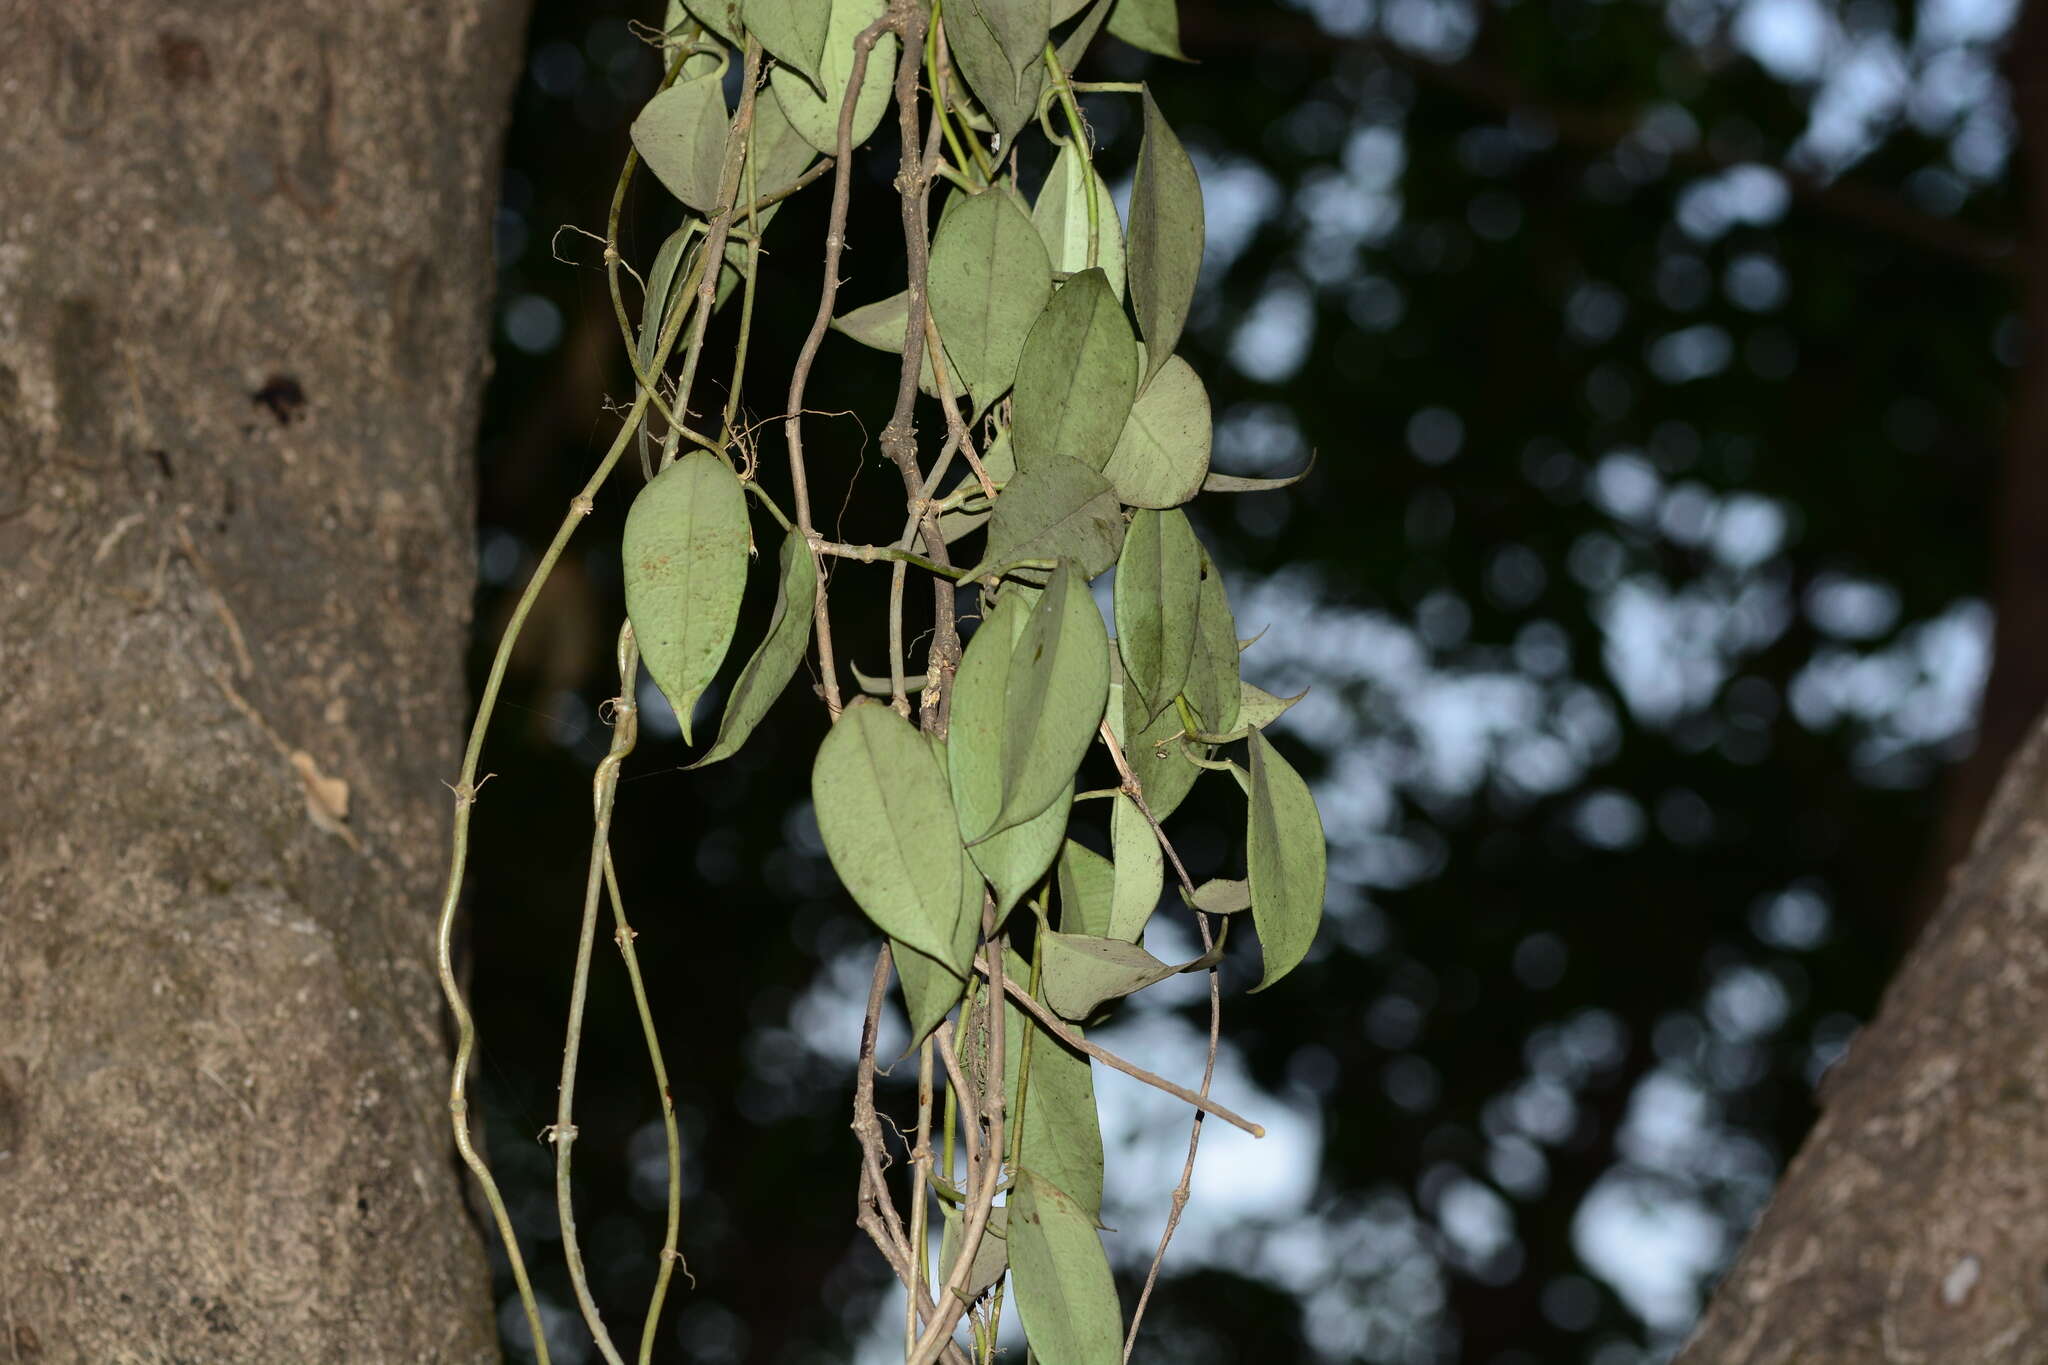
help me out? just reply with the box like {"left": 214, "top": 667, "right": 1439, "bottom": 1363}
{"left": 1237, "top": 680, "right": 1306, "bottom": 733}
{"left": 829, "top": 289, "right": 955, "bottom": 398}
{"left": 1054, "top": 0, "right": 1115, "bottom": 68}
{"left": 1109, "top": 678, "right": 1201, "bottom": 820}
{"left": 949, "top": 599, "right": 1077, "bottom": 910}
{"left": 1127, "top": 87, "right": 1204, "bottom": 385}
{"left": 1108, "top": 793, "right": 1162, "bottom": 941}
{"left": 742, "top": 0, "right": 831, "bottom": 93}
{"left": 1106, "top": 0, "right": 1188, "bottom": 59}
{"left": 1184, "top": 877, "right": 1250, "bottom": 914}
{"left": 937, "top": 1204, "right": 1010, "bottom": 1303}
{"left": 771, "top": 0, "right": 898, "bottom": 155}
{"left": 1039, "top": 930, "right": 1174, "bottom": 1021}
{"left": 1103, "top": 355, "right": 1211, "bottom": 509}
{"left": 1201, "top": 447, "right": 1316, "bottom": 495}
{"left": 944, "top": 0, "right": 1048, "bottom": 145}
{"left": 637, "top": 226, "right": 699, "bottom": 471}
{"left": 893, "top": 935, "right": 967, "bottom": 1047}
{"left": 1009, "top": 1169, "right": 1123, "bottom": 1365}
{"left": 812, "top": 700, "right": 970, "bottom": 967}
{"left": 623, "top": 452, "right": 750, "bottom": 743}
{"left": 1184, "top": 553, "right": 1241, "bottom": 736}
{"left": 1011, "top": 270, "right": 1139, "bottom": 473}
{"left": 632, "top": 71, "right": 730, "bottom": 213}
{"left": 1057, "top": 839, "right": 1115, "bottom": 938}
{"left": 929, "top": 186, "right": 1054, "bottom": 418}
{"left": 1033, "top": 144, "right": 1127, "bottom": 300}
{"left": 685, "top": 0, "right": 743, "bottom": 44}
{"left": 972, "top": 455, "right": 1125, "bottom": 579}
{"left": 690, "top": 529, "right": 816, "bottom": 767}
{"left": 1000, "top": 952, "right": 1103, "bottom": 1215}
{"left": 1246, "top": 730, "right": 1326, "bottom": 992}
{"left": 954, "top": 560, "right": 1109, "bottom": 841}
{"left": 1114, "top": 508, "right": 1200, "bottom": 726}
{"left": 749, "top": 82, "right": 823, "bottom": 200}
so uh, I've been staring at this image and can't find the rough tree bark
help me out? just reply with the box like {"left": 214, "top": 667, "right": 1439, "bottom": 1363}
{"left": 0, "top": 1, "right": 528, "bottom": 1360}
{"left": 1678, "top": 702, "right": 2048, "bottom": 1361}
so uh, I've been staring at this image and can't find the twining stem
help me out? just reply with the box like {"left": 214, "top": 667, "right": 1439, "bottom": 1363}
{"left": 970, "top": 958, "right": 1263, "bottom": 1137}
{"left": 1042, "top": 42, "right": 1101, "bottom": 271}
{"left": 552, "top": 623, "right": 647, "bottom": 1365}
{"left": 907, "top": 1037, "right": 938, "bottom": 1355}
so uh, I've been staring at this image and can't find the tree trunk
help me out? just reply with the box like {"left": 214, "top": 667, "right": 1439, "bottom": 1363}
{"left": 0, "top": 2, "right": 527, "bottom": 1359}
{"left": 1676, "top": 702, "right": 2048, "bottom": 1362}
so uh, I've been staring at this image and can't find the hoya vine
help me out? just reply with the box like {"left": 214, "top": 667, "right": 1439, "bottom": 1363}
{"left": 434, "top": 1, "right": 1326, "bottom": 1361}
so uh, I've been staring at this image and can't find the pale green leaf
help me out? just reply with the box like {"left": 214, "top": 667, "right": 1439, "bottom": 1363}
{"left": 749, "top": 82, "right": 822, "bottom": 200}
{"left": 1127, "top": 87, "right": 1204, "bottom": 384}
{"left": 1184, "top": 553, "right": 1241, "bottom": 736}
{"left": 1109, "top": 678, "right": 1201, "bottom": 820}
{"left": 954, "top": 556, "right": 1105, "bottom": 839}
{"left": 1201, "top": 447, "right": 1317, "bottom": 494}
{"left": 691, "top": 529, "right": 816, "bottom": 767}
{"left": 622, "top": 452, "right": 750, "bottom": 743}
{"left": 685, "top": 0, "right": 742, "bottom": 44}
{"left": 937, "top": 1205, "right": 1010, "bottom": 1304}
{"left": 1113, "top": 507, "right": 1200, "bottom": 725}
{"left": 1247, "top": 730, "right": 1326, "bottom": 992}
{"left": 771, "top": 0, "right": 897, "bottom": 154}
{"left": 1185, "top": 877, "right": 1251, "bottom": 914}
{"left": 1106, "top": 0, "right": 1188, "bottom": 59}
{"left": 1011, "top": 270, "right": 1138, "bottom": 473}
{"left": 1039, "top": 930, "right": 1174, "bottom": 1021}
{"left": 1057, "top": 839, "right": 1115, "bottom": 938}
{"left": 632, "top": 72, "right": 730, "bottom": 213}
{"left": 943, "top": 0, "right": 1047, "bottom": 145}
{"left": 1009, "top": 1169, "right": 1122, "bottom": 1365}
{"left": 1054, "top": 0, "right": 1114, "bottom": 68}
{"left": 1103, "top": 355, "right": 1211, "bottom": 509}
{"left": 929, "top": 186, "right": 1053, "bottom": 417}
{"left": 1238, "top": 680, "right": 1306, "bottom": 733}
{"left": 1032, "top": 144, "right": 1127, "bottom": 299}
{"left": 812, "top": 700, "right": 970, "bottom": 967}
{"left": 1108, "top": 793, "right": 1162, "bottom": 941}
{"left": 742, "top": 0, "right": 831, "bottom": 93}
{"left": 972, "top": 454, "right": 1125, "bottom": 579}
{"left": 1000, "top": 950, "right": 1103, "bottom": 1215}
{"left": 950, "top": 597, "right": 1076, "bottom": 909}
{"left": 637, "top": 225, "right": 699, "bottom": 471}
{"left": 893, "top": 936, "right": 967, "bottom": 1047}
{"left": 829, "top": 289, "right": 955, "bottom": 397}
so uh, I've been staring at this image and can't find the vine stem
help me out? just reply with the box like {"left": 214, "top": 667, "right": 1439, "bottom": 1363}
{"left": 969, "top": 958, "right": 1262, "bottom": 1137}
{"left": 550, "top": 624, "right": 647, "bottom": 1365}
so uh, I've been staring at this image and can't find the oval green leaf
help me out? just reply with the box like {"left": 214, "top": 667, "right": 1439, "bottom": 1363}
{"left": 690, "top": 529, "right": 816, "bottom": 767}
{"left": 971, "top": 454, "right": 1125, "bottom": 579}
{"left": 1011, "top": 269, "right": 1139, "bottom": 473}
{"left": 1106, "top": 0, "right": 1188, "bottom": 59}
{"left": 631, "top": 71, "right": 730, "bottom": 213}
{"left": 812, "top": 700, "right": 969, "bottom": 968}
{"left": 1184, "top": 553, "right": 1241, "bottom": 737}
{"left": 1057, "top": 838, "right": 1115, "bottom": 938}
{"left": 1009, "top": 1169, "right": 1122, "bottom": 1365}
{"left": 1039, "top": 930, "right": 1173, "bottom": 1021}
{"left": 1000, "top": 949, "right": 1103, "bottom": 1215}
{"left": 1127, "top": 86, "right": 1204, "bottom": 385}
{"left": 1103, "top": 355, "right": 1211, "bottom": 509}
{"left": 929, "top": 186, "right": 1053, "bottom": 418}
{"left": 1109, "top": 678, "right": 1202, "bottom": 821}
{"left": 742, "top": 0, "right": 830, "bottom": 93}
{"left": 1114, "top": 507, "right": 1200, "bottom": 726}
{"left": 622, "top": 452, "right": 751, "bottom": 743}
{"left": 1246, "top": 730, "right": 1326, "bottom": 992}
{"left": 944, "top": 0, "right": 1048, "bottom": 145}
{"left": 1033, "top": 142, "right": 1126, "bottom": 298}
{"left": 770, "top": 0, "right": 898, "bottom": 155}
{"left": 1108, "top": 793, "right": 1162, "bottom": 941}
{"left": 986, "top": 560, "right": 1110, "bottom": 838}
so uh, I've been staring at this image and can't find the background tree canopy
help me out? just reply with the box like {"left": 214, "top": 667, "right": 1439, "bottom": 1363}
{"left": 467, "top": 0, "right": 2024, "bottom": 1359}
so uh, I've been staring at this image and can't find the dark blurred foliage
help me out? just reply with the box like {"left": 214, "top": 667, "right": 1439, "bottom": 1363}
{"left": 464, "top": 0, "right": 2024, "bottom": 1361}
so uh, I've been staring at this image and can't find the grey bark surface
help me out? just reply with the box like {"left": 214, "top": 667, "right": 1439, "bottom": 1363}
{"left": 0, "top": 1, "right": 529, "bottom": 1360}
{"left": 1677, "top": 704, "right": 2048, "bottom": 1363}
